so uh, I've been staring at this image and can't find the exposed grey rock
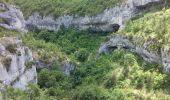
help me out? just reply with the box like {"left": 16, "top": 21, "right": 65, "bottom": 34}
{"left": 133, "top": 0, "right": 160, "bottom": 7}
{"left": 161, "top": 49, "right": 170, "bottom": 73}
{"left": 61, "top": 62, "right": 75, "bottom": 75}
{"left": 35, "top": 60, "right": 53, "bottom": 69}
{"left": 0, "top": 0, "right": 161, "bottom": 32}
{"left": 34, "top": 60, "right": 75, "bottom": 76}
{"left": 26, "top": 0, "right": 161, "bottom": 32}
{"left": 0, "top": 37, "right": 37, "bottom": 90}
{"left": 98, "top": 36, "right": 170, "bottom": 72}
{"left": 0, "top": 3, "right": 27, "bottom": 32}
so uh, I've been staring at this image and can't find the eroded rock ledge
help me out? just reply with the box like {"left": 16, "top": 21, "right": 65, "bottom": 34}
{"left": 0, "top": 37, "right": 37, "bottom": 90}
{"left": 26, "top": 0, "right": 161, "bottom": 32}
{"left": 98, "top": 36, "right": 170, "bottom": 73}
{"left": 0, "top": 0, "right": 161, "bottom": 32}
{"left": 0, "top": 3, "right": 27, "bottom": 32}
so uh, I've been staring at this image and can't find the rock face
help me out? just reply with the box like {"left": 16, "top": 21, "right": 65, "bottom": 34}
{"left": 0, "top": 0, "right": 161, "bottom": 32}
{"left": 161, "top": 50, "right": 170, "bottom": 72}
{"left": 61, "top": 62, "right": 75, "bottom": 75}
{"left": 0, "top": 37, "right": 37, "bottom": 90}
{"left": 98, "top": 36, "right": 170, "bottom": 73}
{"left": 26, "top": 0, "right": 161, "bottom": 32}
{"left": 0, "top": 3, "right": 27, "bottom": 32}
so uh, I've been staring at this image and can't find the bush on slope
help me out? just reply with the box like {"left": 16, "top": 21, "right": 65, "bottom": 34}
{"left": 122, "top": 8, "right": 170, "bottom": 53}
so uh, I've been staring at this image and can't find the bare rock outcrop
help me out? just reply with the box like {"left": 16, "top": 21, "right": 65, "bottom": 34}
{"left": 0, "top": 0, "right": 161, "bottom": 32}
{"left": 98, "top": 36, "right": 170, "bottom": 73}
{"left": 26, "top": 0, "right": 161, "bottom": 32}
{"left": 0, "top": 3, "right": 27, "bottom": 32}
{"left": 60, "top": 62, "right": 75, "bottom": 75}
{"left": 0, "top": 37, "right": 37, "bottom": 90}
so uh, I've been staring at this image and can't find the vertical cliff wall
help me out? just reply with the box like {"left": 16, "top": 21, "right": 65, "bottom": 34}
{"left": 0, "top": 37, "right": 37, "bottom": 90}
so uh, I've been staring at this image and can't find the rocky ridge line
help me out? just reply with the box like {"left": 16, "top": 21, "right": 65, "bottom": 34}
{"left": 0, "top": 0, "right": 161, "bottom": 32}
{"left": 26, "top": 0, "right": 161, "bottom": 32}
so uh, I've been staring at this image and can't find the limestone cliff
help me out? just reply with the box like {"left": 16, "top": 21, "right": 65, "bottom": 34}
{"left": 0, "top": 37, "right": 37, "bottom": 90}
{"left": 26, "top": 0, "right": 161, "bottom": 32}
{"left": 0, "top": 0, "right": 161, "bottom": 32}
{"left": 0, "top": 3, "right": 27, "bottom": 32}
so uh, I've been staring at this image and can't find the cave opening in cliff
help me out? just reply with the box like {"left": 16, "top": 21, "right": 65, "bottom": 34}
{"left": 112, "top": 24, "right": 120, "bottom": 33}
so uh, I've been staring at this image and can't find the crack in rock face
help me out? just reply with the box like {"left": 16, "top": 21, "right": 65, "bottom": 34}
{"left": 0, "top": 37, "right": 37, "bottom": 90}
{"left": 98, "top": 36, "right": 170, "bottom": 73}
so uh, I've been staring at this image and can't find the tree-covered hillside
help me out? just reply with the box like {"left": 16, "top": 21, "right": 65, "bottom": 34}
{"left": 0, "top": 0, "right": 170, "bottom": 100}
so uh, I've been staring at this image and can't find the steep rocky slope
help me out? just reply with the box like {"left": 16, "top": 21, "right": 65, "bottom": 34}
{"left": 0, "top": 37, "right": 37, "bottom": 89}
{"left": 0, "top": 3, "right": 27, "bottom": 32}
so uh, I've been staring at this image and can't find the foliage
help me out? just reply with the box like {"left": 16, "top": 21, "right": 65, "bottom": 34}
{"left": 32, "top": 28, "right": 107, "bottom": 62}
{"left": 6, "top": 44, "right": 17, "bottom": 54}
{"left": 72, "top": 85, "right": 111, "bottom": 100}
{"left": 23, "top": 33, "right": 68, "bottom": 63}
{"left": 2, "top": 84, "right": 56, "bottom": 100}
{"left": 5, "top": 0, "right": 124, "bottom": 17}
{"left": 2, "top": 57, "right": 12, "bottom": 71}
{"left": 1, "top": 2, "right": 170, "bottom": 100}
{"left": 25, "top": 61, "right": 34, "bottom": 69}
{"left": 38, "top": 68, "right": 72, "bottom": 99}
{"left": 28, "top": 23, "right": 170, "bottom": 99}
{"left": 122, "top": 8, "right": 170, "bottom": 53}
{"left": 37, "top": 43, "right": 170, "bottom": 100}
{"left": 74, "top": 48, "right": 89, "bottom": 62}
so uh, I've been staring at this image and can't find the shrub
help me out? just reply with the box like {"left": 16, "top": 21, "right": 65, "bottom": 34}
{"left": 6, "top": 44, "right": 17, "bottom": 54}
{"left": 2, "top": 57, "right": 12, "bottom": 71}
{"left": 74, "top": 48, "right": 89, "bottom": 62}
{"left": 72, "top": 85, "right": 111, "bottom": 100}
{"left": 25, "top": 61, "right": 34, "bottom": 69}
{"left": 104, "top": 72, "right": 117, "bottom": 88}
{"left": 39, "top": 51, "right": 52, "bottom": 64}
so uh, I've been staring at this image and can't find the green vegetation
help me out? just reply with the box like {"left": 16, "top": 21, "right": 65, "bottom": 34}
{"left": 122, "top": 8, "right": 170, "bottom": 53}
{"left": 6, "top": 44, "right": 17, "bottom": 54}
{"left": 1, "top": 1, "right": 170, "bottom": 100}
{"left": 31, "top": 28, "right": 107, "bottom": 60}
{"left": 0, "top": 84, "right": 55, "bottom": 100}
{"left": 3, "top": 49, "right": 170, "bottom": 99}
{"left": 4, "top": 0, "right": 124, "bottom": 17}
{"left": 25, "top": 61, "right": 34, "bottom": 69}
{"left": 23, "top": 33, "right": 68, "bottom": 64}
{"left": 28, "top": 22, "right": 170, "bottom": 99}
{"left": 2, "top": 57, "right": 12, "bottom": 71}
